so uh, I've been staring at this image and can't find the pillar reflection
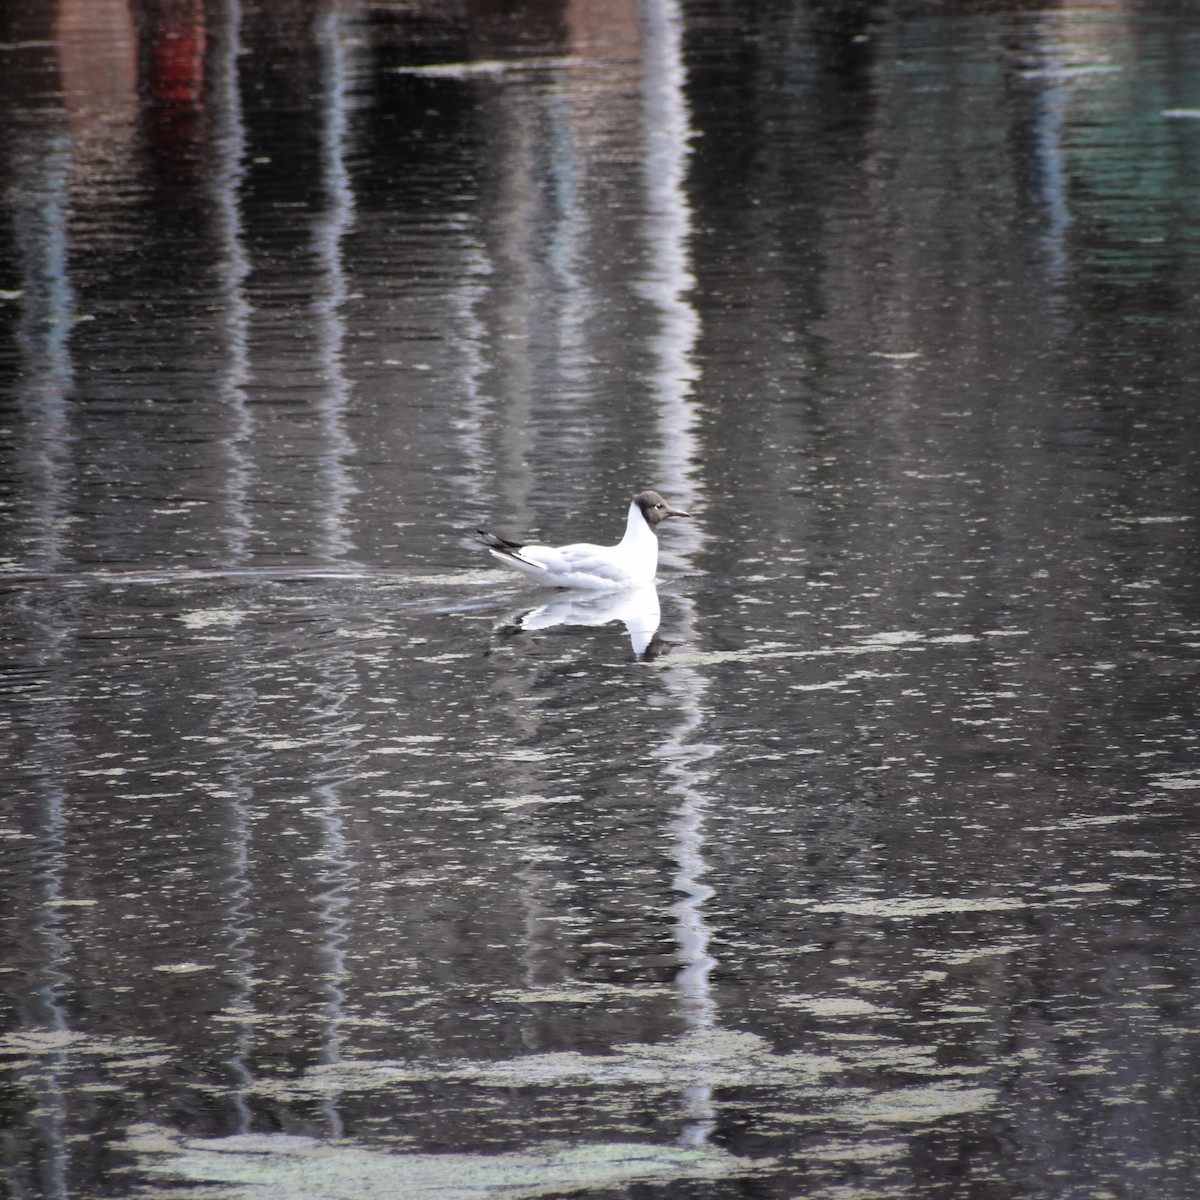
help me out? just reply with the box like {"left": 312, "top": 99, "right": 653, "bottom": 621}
{"left": 311, "top": 4, "right": 361, "bottom": 563}
{"left": 637, "top": 0, "right": 718, "bottom": 1147}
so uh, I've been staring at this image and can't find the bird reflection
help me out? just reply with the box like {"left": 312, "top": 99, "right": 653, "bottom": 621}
{"left": 498, "top": 584, "right": 665, "bottom": 659}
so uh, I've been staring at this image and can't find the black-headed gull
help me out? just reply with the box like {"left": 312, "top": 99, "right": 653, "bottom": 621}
{"left": 477, "top": 490, "right": 689, "bottom": 590}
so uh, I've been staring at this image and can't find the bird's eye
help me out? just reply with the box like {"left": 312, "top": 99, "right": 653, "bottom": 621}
{"left": 655, "top": 503, "right": 663, "bottom": 509}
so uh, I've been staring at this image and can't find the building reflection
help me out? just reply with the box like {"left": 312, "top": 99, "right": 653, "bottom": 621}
{"left": 4, "top": 0, "right": 1199, "bottom": 1192}
{"left": 142, "top": 0, "right": 207, "bottom": 180}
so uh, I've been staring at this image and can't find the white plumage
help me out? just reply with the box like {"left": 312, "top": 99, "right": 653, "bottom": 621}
{"left": 477, "top": 490, "right": 689, "bottom": 591}
{"left": 508, "top": 586, "right": 662, "bottom": 657}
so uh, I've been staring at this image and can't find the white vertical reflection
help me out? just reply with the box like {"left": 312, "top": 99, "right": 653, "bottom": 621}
{"left": 312, "top": 4, "right": 359, "bottom": 562}
{"left": 11, "top": 118, "right": 76, "bottom": 1200}
{"left": 217, "top": 775, "right": 255, "bottom": 1133}
{"left": 206, "top": 0, "right": 257, "bottom": 1134}
{"left": 312, "top": 779, "right": 352, "bottom": 1141}
{"left": 638, "top": 0, "right": 715, "bottom": 1148}
{"left": 639, "top": 0, "right": 701, "bottom": 528}
{"left": 309, "top": 6, "right": 363, "bottom": 1140}
{"left": 1025, "top": 25, "right": 1072, "bottom": 289}
{"left": 13, "top": 132, "right": 74, "bottom": 573}
{"left": 654, "top": 717, "right": 720, "bottom": 1147}
{"left": 447, "top": 238, "right": 494, "bottom": 508}
{"left": 210, "top": 0, "right": 254, "bottom": 562}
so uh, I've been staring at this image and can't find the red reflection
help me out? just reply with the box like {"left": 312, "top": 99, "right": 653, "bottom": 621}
{"left": 151, "top": 19, "right": 205, "bottom": 107}
{"left": 142, "top": 0, "right": 208, "bottom": 188}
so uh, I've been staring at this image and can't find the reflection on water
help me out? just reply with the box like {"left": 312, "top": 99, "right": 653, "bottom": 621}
{"left": 499, "top": 585, "right": 663, "bottom": 659}
{"left": 3, "top": 0, "right": 1200, "bottom": 1197}
{"left": 208, "top": 0, "right": 253, "bottom": 566}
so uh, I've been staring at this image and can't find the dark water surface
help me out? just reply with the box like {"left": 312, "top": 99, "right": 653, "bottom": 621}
{"left": 3, "top": 0, "right": 1200, "bottom": 1197}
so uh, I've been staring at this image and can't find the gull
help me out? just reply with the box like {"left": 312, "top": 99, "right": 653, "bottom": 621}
{"left": 477, "top": 490, "right": 689, "bottom": 590}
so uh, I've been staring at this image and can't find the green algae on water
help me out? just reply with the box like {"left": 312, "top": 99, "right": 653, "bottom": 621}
{"left": 123, "top": 1124, "right": 762, "bottom": 1199}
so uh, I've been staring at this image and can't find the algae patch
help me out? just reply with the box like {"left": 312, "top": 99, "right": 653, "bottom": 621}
{"left": 838, "top": 1085, "right": 997, "bottom": 1125}
{"left": 123, "top": 1124, "right": 761, "bottom": 1199}
{"left": 250, "top": 1029, "right": 835, "bottom": 1101}
{"left": 0, "top": 1029, "right": 170, "bottom": 1063}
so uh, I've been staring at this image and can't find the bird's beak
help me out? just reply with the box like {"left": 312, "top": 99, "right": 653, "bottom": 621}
{"left": 668, "top": 507, "right": 689, "bottom": 518}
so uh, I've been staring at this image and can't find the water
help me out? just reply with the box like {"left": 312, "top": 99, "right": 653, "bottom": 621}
{"left": 2, "top": 0, "right": 1200, "bottom": 1197}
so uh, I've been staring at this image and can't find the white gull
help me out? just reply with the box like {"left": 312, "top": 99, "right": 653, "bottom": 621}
{"left": 477, "top": 490, "right": 689, "bottom": 591}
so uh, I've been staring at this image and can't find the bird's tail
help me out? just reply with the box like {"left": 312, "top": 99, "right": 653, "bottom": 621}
{"left": 476, "top": 529, "right": 524, "bottom": 552}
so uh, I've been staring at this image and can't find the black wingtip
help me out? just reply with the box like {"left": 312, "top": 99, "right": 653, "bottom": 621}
{"left": 476, "top": 529, "right": 524, "bottom": 552}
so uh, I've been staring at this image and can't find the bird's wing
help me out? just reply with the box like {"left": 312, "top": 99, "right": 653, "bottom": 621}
{"left": 551, "top": 542, "right": 627, "bottom": 579}
{"left": 505, "top": 543, "right": 577, "bottom": 574}
{"left": 485, "top": 538, "right": 636, "bottom": 589}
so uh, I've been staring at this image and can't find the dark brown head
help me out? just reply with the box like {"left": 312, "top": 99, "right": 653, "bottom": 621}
{"left": 634, "top": 490, "right": 689, "bottom": 533}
